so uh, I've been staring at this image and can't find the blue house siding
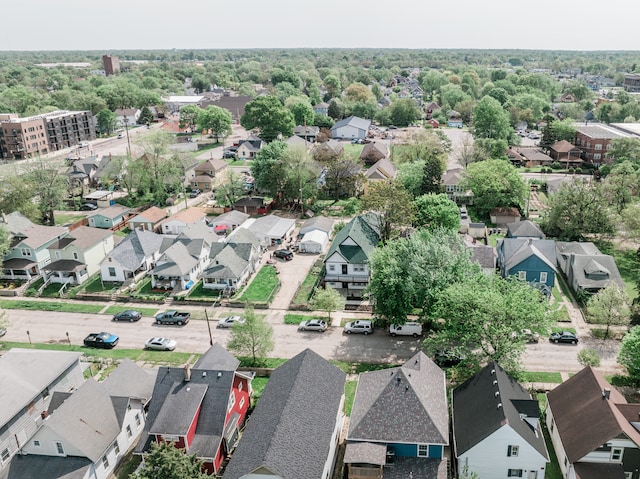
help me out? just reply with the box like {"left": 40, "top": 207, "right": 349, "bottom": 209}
{"left": 387, "top": 443, "right": 443, "bottom": 459}
{"left": 505, "top": 255, "right": 555, "bottom": 289}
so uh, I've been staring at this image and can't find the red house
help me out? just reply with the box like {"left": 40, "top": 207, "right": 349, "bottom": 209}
{"left": 135, "top": 343, "right": 252, "bottom": 474}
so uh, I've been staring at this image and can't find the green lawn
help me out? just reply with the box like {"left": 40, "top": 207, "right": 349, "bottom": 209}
{"left": 550, "top": 325, "right": 576, "bottom": 334}
{"left": 291, "top": 260, "right": 323, "bottom": 305}
{"left": 0, "top": 299, "right": 104, "bottom": 314}
{"left": 54, "top": 213, "right": 86, "bottom": 226}
{"left": 237, "top": 265, "right": 279, "bottom": 303}
{"left": 251, "top": 376, "right": 269, "bottom": 406}
{"left": 184, "top": 280, "right": 222, "bottom": 301}
{"left": 520, "top": 371, "right": 563, "bottom": 383}
{"left": 283, "top": 313, "right": 325, "bottom": 325}
{"left": 76, "top": 274, "right": 121, "bottom": 294}
{"left": 344, "top": 380, "right": 358, "bottom": 416}
{"left": 596, "top": 242, "right": 640, "bottom": 299}
{"left": 342, "top": 143, "right": 364, "bottom": 156}
{"left": 104, "top": 305, "right": 160, "bottom": 317}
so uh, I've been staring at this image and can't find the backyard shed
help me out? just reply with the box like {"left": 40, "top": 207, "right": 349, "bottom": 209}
{"left": 299, "top": 230, "right": 329, "bottom": 254}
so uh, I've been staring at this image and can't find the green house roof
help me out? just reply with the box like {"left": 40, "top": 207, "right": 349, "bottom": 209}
{"left": 325, "top": 215, "right": 380, "bottom": 263}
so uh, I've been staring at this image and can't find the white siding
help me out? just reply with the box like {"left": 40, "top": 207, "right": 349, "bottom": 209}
{"left": 457, "top": 425, "right": 547, "bottom": 479}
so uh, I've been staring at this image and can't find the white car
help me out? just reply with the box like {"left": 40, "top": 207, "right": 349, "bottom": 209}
{"left": 145, "top": 337, "right": 177, "bottom": 351}
{"left": 298, "top": 319, "right": 328, "bottom": 332}
{"left": 218, "top": 316, "right": 246, "bottom": 328}
{"left": 344, "top": 320, "right": 373, "bottom": 335}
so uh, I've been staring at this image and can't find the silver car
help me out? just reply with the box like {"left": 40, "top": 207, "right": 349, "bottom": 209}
{"left": 344, "top": 320, "right": 373, "bottom": 335}
{"left": 145, "top": 337, "right": 177, "bottom": 351}
{"left": 298, "top": 320, "right": 328, "bottom": 332}
{"left": 218, "top": 316, "right": 246, "bottom": 328}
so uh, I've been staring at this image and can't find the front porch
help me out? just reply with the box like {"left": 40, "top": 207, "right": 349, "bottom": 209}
{"left": 1, "top": 258, "right": 39, "bottom": 280}
{"left": 43, "top": 260, "right": 88, "bottom": 285}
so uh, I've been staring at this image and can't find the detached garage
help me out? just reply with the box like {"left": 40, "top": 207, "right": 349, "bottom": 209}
{"left": 299, "top": 230, "right": 329, "bottom": 254}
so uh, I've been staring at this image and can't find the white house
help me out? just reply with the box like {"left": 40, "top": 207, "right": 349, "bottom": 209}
{"left": 160, "top": 208, "right": 207, "bottom": 235}
{"left": 242, "top": 214, "right": 295, "bottom": 247}
{"left": 100, "top": 229, "right": 164, "bottom": 283}
{"left": 331, "top": 116, "right": 371, "bottom": 140}
{"left": 0, "top": 349, "right": 84, "bottom": 472}
{"left": 4, "top": 361, "right": 155, "bottom": 479}
{"left": 453, "top": 362, "right": 548, "bottom": 479}
{"left": 323, "top": 214, "right": 380, "bottom": 300}
{"left": 114, "top": 108, "right": 141, "bottom": 127}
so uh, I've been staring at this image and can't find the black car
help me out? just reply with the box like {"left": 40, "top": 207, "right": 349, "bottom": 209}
{"left": 549, "top": 331, "right": 578, "bottom": 344}
{"left": 273, "top": 249, "right": 293, "bottom": 260}
{"left": 79, "top": 203, "right": 98, "bottom": 211}
{"left": 223, "top": 150, "right": 237, "bottom": 159}
{"left": 112, "top": 310, "right": 142, "bottom": 322}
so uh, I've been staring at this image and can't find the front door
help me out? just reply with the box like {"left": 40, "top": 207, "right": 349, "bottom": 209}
{"left": 342, "top": 264, "right": 348, "bottom": 274}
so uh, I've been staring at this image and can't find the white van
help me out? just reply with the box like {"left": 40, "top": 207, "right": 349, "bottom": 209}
{"left": 389, "top": 322, "right": 423, "bottom": 337}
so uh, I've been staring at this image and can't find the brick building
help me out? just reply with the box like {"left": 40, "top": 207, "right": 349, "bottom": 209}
{"left": 102, "top": 54, "right": 120, "bottom": 76}
{"left": 623, "top": 73, "right": 640, "bottom": 93}
{"left": 0, "top": 110, "right": 95, "bottom": 160}
{"left": 573, "top": 124, "right": 629, "bottom": 166}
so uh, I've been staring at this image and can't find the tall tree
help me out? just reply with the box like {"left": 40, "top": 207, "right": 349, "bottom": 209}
{"left": 197, "top": 105, "right": 232, "bottom": 141}
{"left": 215, "top": 171, "right": 246, "bottom": 207}
{"left": 96, "top": 108, "right": 118, "bottom": 134}
{"left": 226, "top": 304, "right": 275, "bottom": 366}
{"left": 472, "top": 95, "right": 513, "bottom": 143}
{"left": 618, "top": 326, "right": 640, "bottom": 380}
{"left": 461, "top": 160, "right": 528, "bottom": 218}
{"left": 541, "top": 179, "right": 615, "bottom": 241}
{"left": 179, "top": 104, "right": 201, "bottom": 132}
{"left": 414, "top": 194, "right": 460, "bottom": 231}
{"left": 251, "top": 141, "right": 288, "bottom": 195}
{"left": 131, "top": 441, "right": 209, "bottom": 479}
{"left": 311, "top": 287, "right": 345, "bottom": 321}
{"left": 586, "top": 285, "right": 631, "bottom": 339}
{"left": 287, "top": 100, "right": 314, "bottom": 126}
{"left": 429, "top": 275, "right": 552, "bottom": 374}
{"left": 241, "top": 95, "right": 295, "bottom": 142}
{"left": 601, "top": 161, "right": 639, "bottom": 213}
{"left": 388, "top": 98, "right": 421, "bottom": 127}
{"left": 367, "top": 229, "right": 478, "bottom": 324}
{"left": 361, "top": 180, "right": 415, "bottom": 243}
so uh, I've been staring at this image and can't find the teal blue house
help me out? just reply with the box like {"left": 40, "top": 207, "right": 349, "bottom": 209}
{"left": 497, "top": 238, "right": 557, "bottom": 294}
{"left": 344, "top": 352, "right": 448, "bottom": 478}
{"left": 87, "top": 205, "right": 130, "bottom": 230}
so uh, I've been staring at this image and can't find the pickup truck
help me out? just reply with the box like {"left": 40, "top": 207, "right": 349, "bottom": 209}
{"left": 83, "top": 332, "right": 119, "bottom": 349}
{"left": 155, "top": 310, "right": 190, "bottom": 325}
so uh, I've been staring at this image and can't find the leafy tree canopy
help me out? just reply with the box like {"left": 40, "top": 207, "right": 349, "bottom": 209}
{"left": 132, "top": 441, "right": 209, "bottom": 479}
{"left": 414, "top": 193, "right": 461, "bottom": 231}
{"left": 241, "top": 95, "right": 295, "bottom": 142}
{"left": 226, "top": 304, "right": 275, "bottom": 366}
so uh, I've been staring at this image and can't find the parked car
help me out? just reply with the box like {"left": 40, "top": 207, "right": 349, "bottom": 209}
{"left": 298, "top": 319, "right": 328, "bottom": 332}
{"left": 528, "top": 132, "right": 540, "bottom": 139}
{"left": 223, "top": 150, "right": 237, "bottom": 158}
{"left": 344, "top": 320, "right": 373, "bottom": 335}
{"left": 79, "top": 203, "right": 98, "bottom": 211}
{"left": 145, "top": 337, "right": 177, "bottom": 351}
{"left": 521, "top": 328, "right": 540, "bottom": 343}
{"left": 0, "top": 328, "right": 6, "bottom": 338}
{"left": 274, "top": 249, "right": 294, "bottom": 260}
{"left": 78, "top": 141, "right": 90, "bottom": 148}
{"left": 83, "top": 332, "right": 119, "bottom": 349}
{"left": 549, "top": 331, "right": 578, "bottom": 344}
{"left": 389, "top": 322, "right": 423, "bottom": 337}
{"left": 434, "top": 350, "right": 465, "bottom": 368}
{"left": 189, "top": 189, "right": 201, "bottom": 198}
{"left": 155, "top": 310, "right": 190, "bottom": 325}
{"left": 117, "top": 133, "right": 124, "bottom": 139}
{"left": 218, "top": 316, "right": 246, "bottom": 328}
{"left": 112, "top": 310, "right": 142, "bottom": 322}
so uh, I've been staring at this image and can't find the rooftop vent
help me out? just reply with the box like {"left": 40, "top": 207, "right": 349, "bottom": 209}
{"left": 491, "top": 369, "right": 496, "bottom": 375}
{"left": 495, "top": 391, "right": 500, "bottom": 397}
{"left": 493, "top": 380, "right": 498, "bottom": 385}
{"left": 497, "top": 403, "right": 503, "bottom": 410}
{"left": 603, "top": 388, "right": 611, "bottom": 400}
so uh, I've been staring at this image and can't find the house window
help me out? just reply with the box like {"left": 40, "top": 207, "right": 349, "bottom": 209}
{"left": 135, "top": 413, "right": 141, "bottom": 427}
{"left": 33, "top": 440, "right": 40, "bottom": 447}
{"left": 353, "top": 265, "right": 365, "bottom": 272}
{"left": 42, "top": 387, "right": 49, "bottom": 399}
{"left": 73, "top": 252, "right": 78, "bottom": 260}
{"left": 228, "top": 393, "right": 236, "bottom": 412}
{"left": 108, "top": 267, "right": 116, "bottom": 277}
{"left": 21, "top": 248, "right": 32, "bottom": 256}
{"left": 1, "top": 448, "right": 9, "bottom": 462}
{"left": 328, "top": 264, "right": 335, "bottom": 272}
{"left": 126, "top": 425, "right": 132, "bottom": 438}
{"left": 507, "top": 445, "right": 519, "bottom": 457}
{"left": 508, "top": 470, "right": 523, "bottom": 477}
{"left": 114, "top": 441, "right": 120, "bottom": 456}
{"left": 539, "top": 272, "right": 548, "bottom": 284}
{"left": 238, "top": 382, "right": 243, "bottom": 391}
{"left": 55, "top": 251, "right": 61, "bottom": 259}
{"left": 595, "top": 144, "right": 602, "bottom": 150}
{"left": 239, "top": 397, "right": 245, "bottom": 409}
{"left": 625, "top": 473, "right": 632, "bottom": 479}
{"left": 518, "top": 271, "right": 526, "bottom": 281}
{"left": 102, "top": 455, "right": 109, "bottom": 469}
{"left": 594, "top": 154, "right": 601, "bottom": 160}
{"left": 127, "top": 403, "right": 131, "bottom": 411}
{"left": 55, "top": 441, "right": 64, "bottom": 455}
{"left": 417, "top": 444, "right": 429, "bottom": 457}
{"left": 611, "top": 448, "right": 623, "bottom": 461}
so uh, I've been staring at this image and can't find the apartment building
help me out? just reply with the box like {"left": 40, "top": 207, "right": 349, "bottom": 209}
{"left": 0, "top": 110, "right": 95, "bottom": 160}
{"left": 573, "top": 124, "right": 630, "bottom": 166}
{"left": 623, "top": 73, "right": 640, "bottom": 93}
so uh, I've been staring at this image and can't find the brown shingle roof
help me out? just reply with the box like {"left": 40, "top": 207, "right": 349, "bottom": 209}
{"left": 164, "top": 207, "right": 206, "bottom": 224}
{"left": 547, "top": 367, "right": 640, "bottom": 463}
{"left": 550, "top": 140, "right": 578, "bottom": 153}
{"left": 131, "top": 206, "right": 168, "bottom": 224}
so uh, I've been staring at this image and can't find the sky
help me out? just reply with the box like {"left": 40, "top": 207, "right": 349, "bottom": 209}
{"left": 3, "top": 0, "right": 640, "bottom": 52}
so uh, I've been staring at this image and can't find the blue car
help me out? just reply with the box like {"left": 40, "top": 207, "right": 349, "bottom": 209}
{"left": 84, "top": 332, "right": 119, "bottom": 349}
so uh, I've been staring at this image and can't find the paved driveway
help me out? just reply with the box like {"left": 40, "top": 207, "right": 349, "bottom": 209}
{"left": 267, "top": 247, "right": 322, "bottom": 310}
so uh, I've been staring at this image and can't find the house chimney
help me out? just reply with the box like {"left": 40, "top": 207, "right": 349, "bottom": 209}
{"left": 40, "top": 411, "right": 49, "bottom": 420}
{"left": 183, "top": 364, "right": 191, "bottom": 382}
{"left": 602, "top": 388, "right": 611, "bottom": 400}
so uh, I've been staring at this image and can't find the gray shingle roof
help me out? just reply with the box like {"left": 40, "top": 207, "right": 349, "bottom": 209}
{"left": 506, "top": 220, "right": 545, "bottom": 239}
{"left": 0, "top": 349, "right": 82, "bottom": 428}
{"left": 452, "top": 362, "right": 548, "bottom": 459}
{"left": 348, "top": 352, "right": 448, "bottom": 445}
{"left": 41, "top": 379, "right": 122, "bottom": 462}
{"left": 325, "top": 215, "right": 380, "bottom": 264}
{"left": 223, "top": 349, "right": 346, "bottom": 479}
{"left": 498, "top": 238, "right": 557, "bottom": 271}
{"left": 153, "top": 241, "right": 199, "bottom": 276}
{"left": 101, "top": 358, "right": 156, "bottom": 404}
{"left": 137, "top": 343, "right": 238, "bottom": 459}
{"left": 569, "top": 254, "right": 624, "bottom": 290}
{"left": 103, "top": 229, "right": 164, "bottom": 272}
{"left": 332, "top": 115, "right": 372, "bottom": 132}
{"left": 299, "top": 216, "right": 334, "bottom": 236}
{"left": 0, "top": 455, "right": 91, "bottom": 479}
